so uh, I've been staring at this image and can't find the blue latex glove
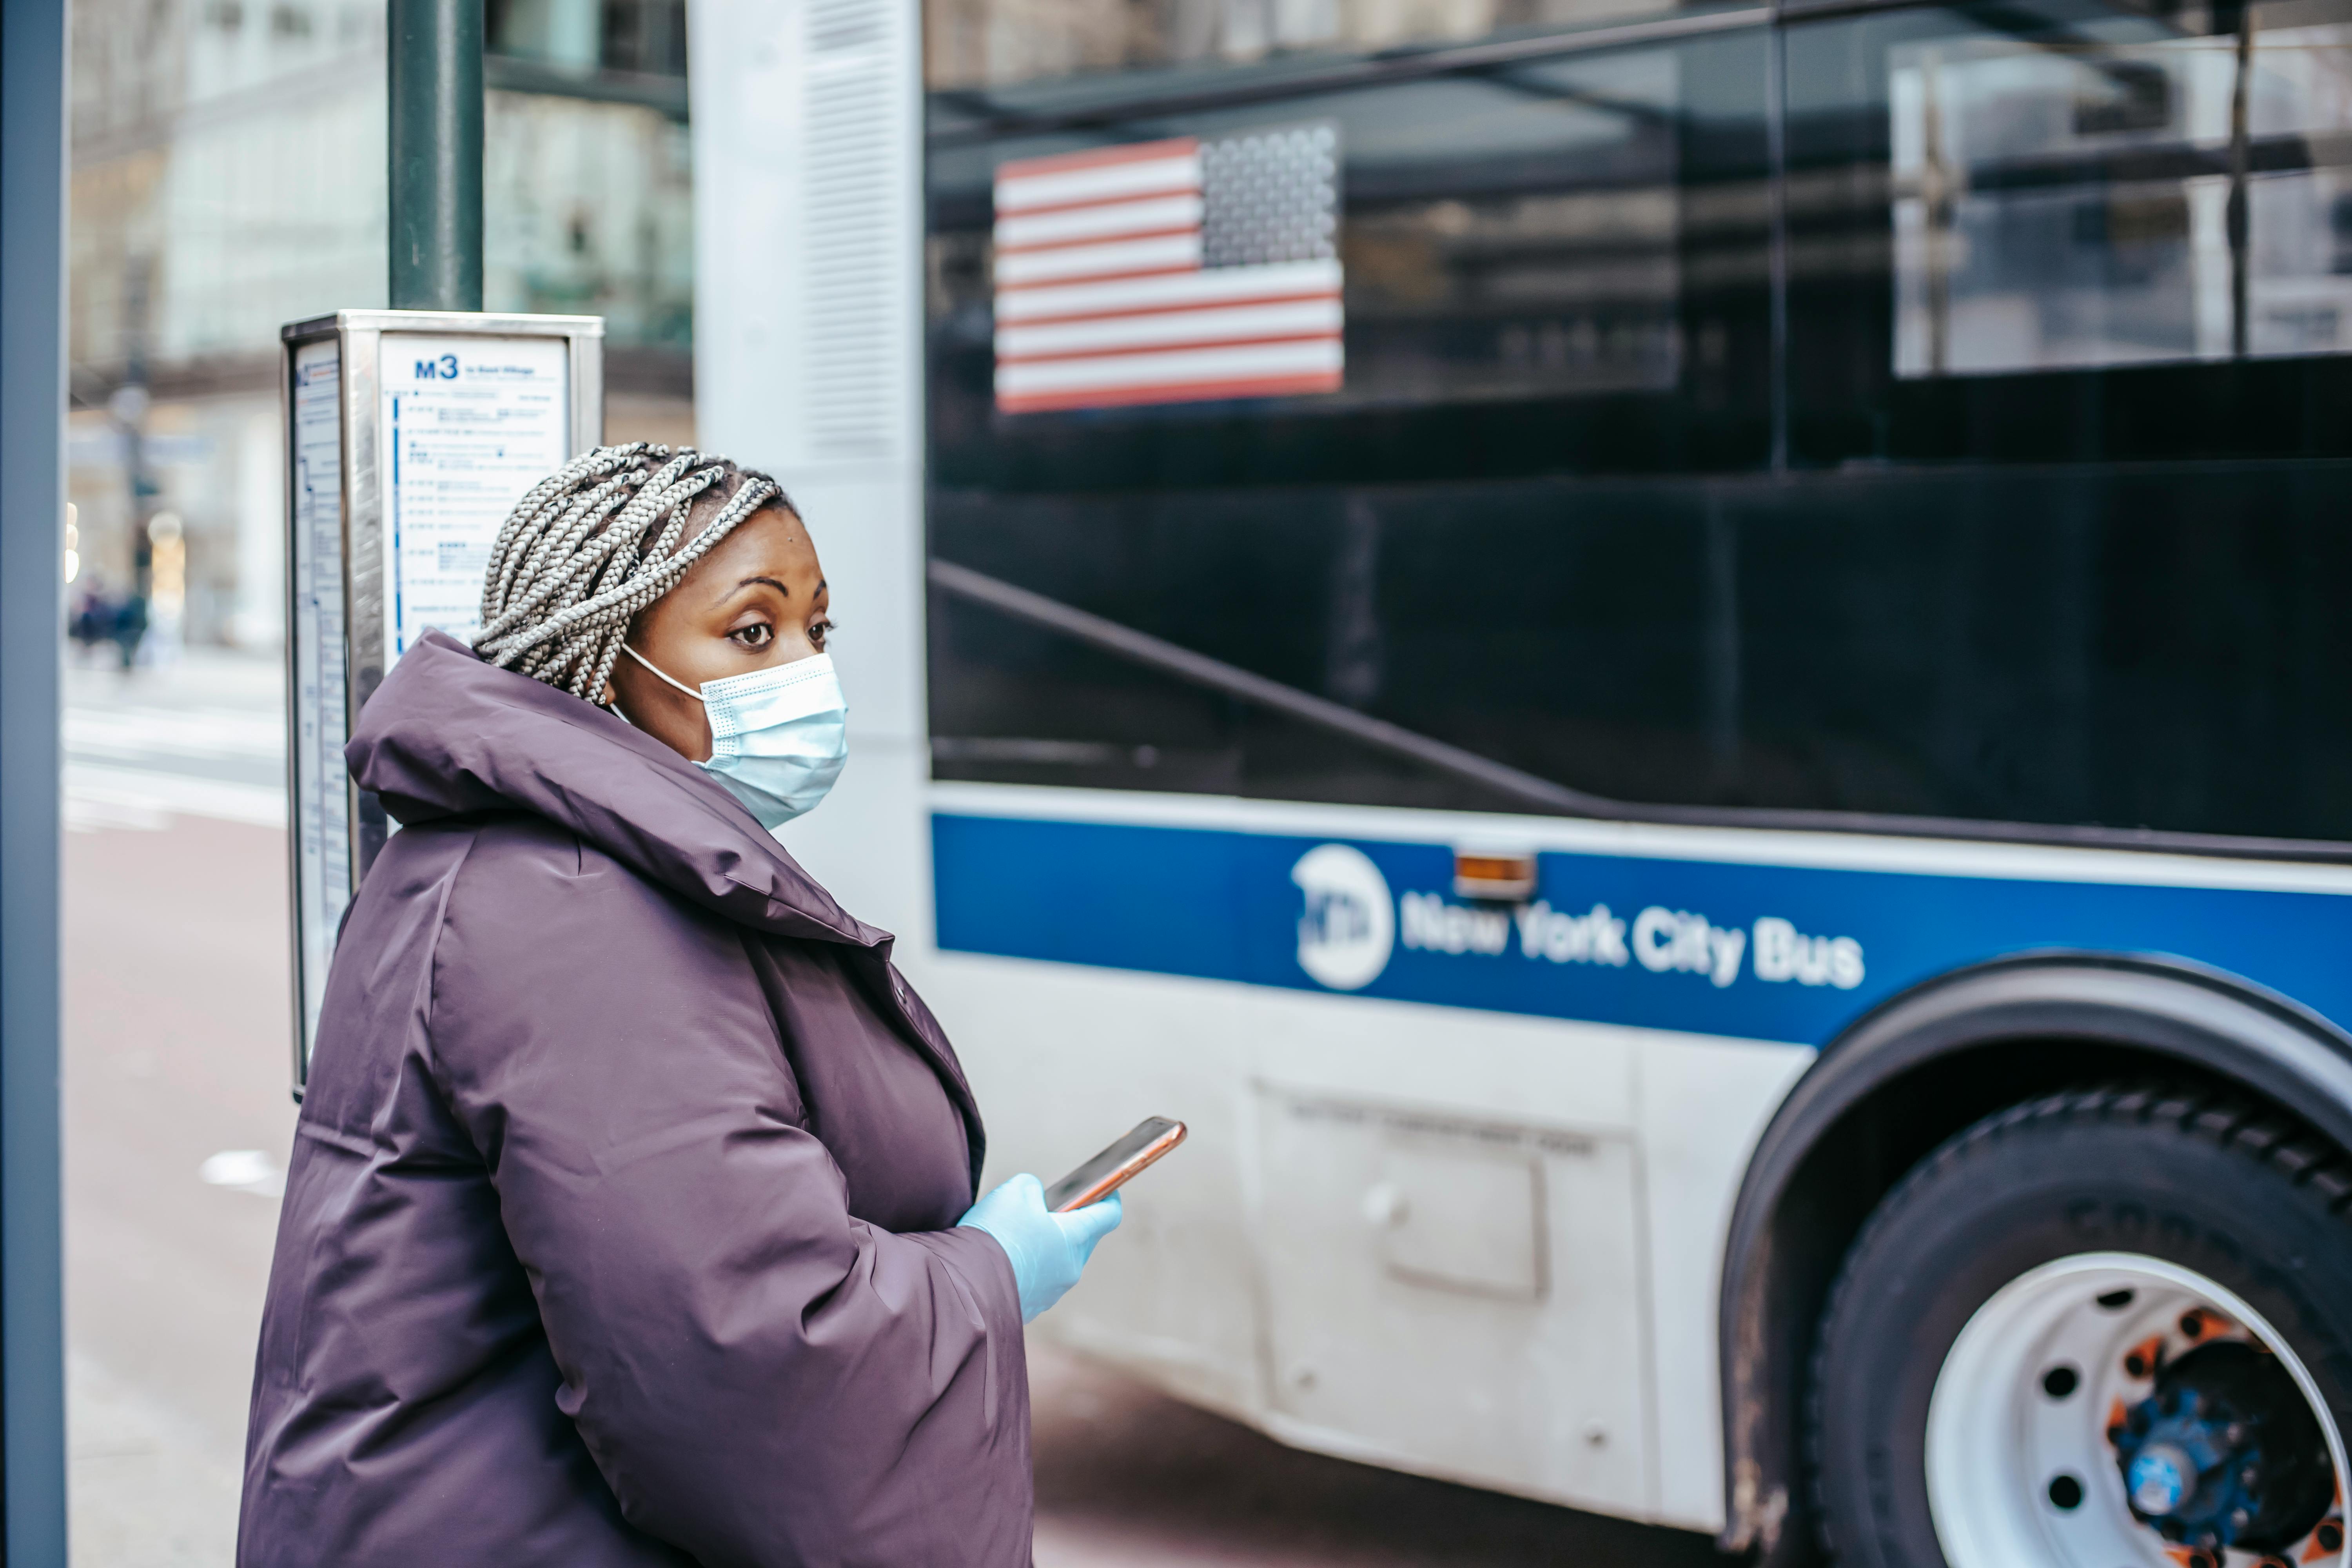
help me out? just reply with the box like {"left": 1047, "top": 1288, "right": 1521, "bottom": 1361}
{"left": 956, "top": 1174, "right": 1123, "bottom": 1323}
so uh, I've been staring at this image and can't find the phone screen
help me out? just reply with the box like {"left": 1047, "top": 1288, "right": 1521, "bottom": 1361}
{"left": 1043, "top": 1117, "right": 1185, "bottom": 1212}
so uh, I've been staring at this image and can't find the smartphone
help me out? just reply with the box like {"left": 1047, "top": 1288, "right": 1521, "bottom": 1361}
{"left": 1043, "top": 1117, "right": 1187, "bottom": 1212}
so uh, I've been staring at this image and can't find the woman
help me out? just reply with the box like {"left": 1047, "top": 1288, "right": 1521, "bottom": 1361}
{"left": 240, "top": 445, "right": 1120, "bottom": 1567}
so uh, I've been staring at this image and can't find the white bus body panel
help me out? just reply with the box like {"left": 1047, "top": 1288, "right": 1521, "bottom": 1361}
{"left": 929, "top": 945, "right": 1810, "bottom": 1528}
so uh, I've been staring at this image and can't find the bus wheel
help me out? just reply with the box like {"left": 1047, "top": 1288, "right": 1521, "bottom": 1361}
{"left": 1806, "top": 1085, "right": 2352, "bottom": 1568}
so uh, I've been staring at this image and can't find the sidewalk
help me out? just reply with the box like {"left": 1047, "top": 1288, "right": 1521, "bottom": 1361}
{"left": 63, "top": 644, "right": 284, "bottom": 834}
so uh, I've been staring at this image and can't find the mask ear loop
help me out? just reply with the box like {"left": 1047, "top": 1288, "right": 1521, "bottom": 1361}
{"left": 620, "top": 643, "right": 707, "bottom": 704}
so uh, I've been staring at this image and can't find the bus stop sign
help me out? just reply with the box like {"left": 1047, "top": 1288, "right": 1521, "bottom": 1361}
{"left": 280, "top": 309, "right": 603, "bottom": 1093}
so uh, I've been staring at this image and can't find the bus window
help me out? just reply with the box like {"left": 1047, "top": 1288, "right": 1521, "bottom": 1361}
{"left": 927, "top": 30, "right": 1775, "bottom": 491}
{"left": 1770, "top": 0, "right": 2352, "bottom": 839}
{"left": 1878, "top": 17, "right": 2352, "bottom": 377}
{"left": 1788, "top": 0, "right": 2352, "bottom": 462}
{"left": 927, "top": 0, "right": 2352, "bottom": 847}
{"left": 920, "top": 0, "right": 1715, "bottom": 93}
{"left": 927, "top": 28, "right": 1776, "bottom": 805}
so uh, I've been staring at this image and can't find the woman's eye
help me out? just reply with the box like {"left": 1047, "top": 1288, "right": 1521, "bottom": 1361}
{"left": 730, "top": 623, "right": 773, "bottom": 649}
{"left": 811, "top": 619, "right": 834, "bottom": 647}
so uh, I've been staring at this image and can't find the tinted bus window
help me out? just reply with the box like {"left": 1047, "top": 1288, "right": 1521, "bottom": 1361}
{"left": 926, "top": 1, "right": 2352, "bottom": 848}
{"left": 928, "top": 31, "right": 1776, "bottom": 490}
{"left": 1786, "top": 0, "right": 2352, "bottom": 465}
{"left": 1771, "top": 0, "right": 2352, "bottom": 841}
{"left": 922, "top": 0, "right": 1722, "bottom": 93}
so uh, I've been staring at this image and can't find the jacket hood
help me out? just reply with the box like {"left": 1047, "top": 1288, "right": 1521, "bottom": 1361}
{"left": 347, "top": 630, "right": 880, "bottom": 949}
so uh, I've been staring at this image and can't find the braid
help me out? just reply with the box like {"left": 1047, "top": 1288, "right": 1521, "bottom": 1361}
{"left": 473, "top": 443, "right": 793, "bottom": 700}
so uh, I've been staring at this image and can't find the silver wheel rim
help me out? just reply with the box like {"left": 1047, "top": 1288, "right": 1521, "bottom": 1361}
{"left": 1926, "top": 1252, "right": 2348, "bottom": 1568}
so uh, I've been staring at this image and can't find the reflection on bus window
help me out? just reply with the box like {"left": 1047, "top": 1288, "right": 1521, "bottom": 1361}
{"left": 1890, "top": 21, "right": 2352, "bottom": 377}
{"left": 1344, "top": 50, "right": 1690, "bottom": 401}
{"left": 926, "top": 34, "right": 1771, "bottom": 488}
{"left": 922, "top": 0, "right": 1689, "bottom": 91}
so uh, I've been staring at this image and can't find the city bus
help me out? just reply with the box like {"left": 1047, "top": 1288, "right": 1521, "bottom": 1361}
{"left": 687, "top": 0, "right": 2352, "bottom": 1560}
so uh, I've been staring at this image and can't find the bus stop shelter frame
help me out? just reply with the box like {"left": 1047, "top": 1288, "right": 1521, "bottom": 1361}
{"left": 3, "top": 0, "right": 74, "bottom": 1556}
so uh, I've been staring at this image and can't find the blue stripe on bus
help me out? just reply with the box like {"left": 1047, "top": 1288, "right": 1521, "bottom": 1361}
{"left": 931, "top": 812, "right": 2352, "bottom": 1046}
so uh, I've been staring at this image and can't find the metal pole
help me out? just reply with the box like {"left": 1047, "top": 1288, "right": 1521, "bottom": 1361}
{"left": 388, "top": 0, "right": 485, "bottom": 311}
{"left": 928, "top": 559, "right": 1612, "bottom": 816}
{"left": 0, "top": 0, "right": 72, "bottom": 1555}
{"left": 2228, "top": 1, "right": 2254, "bottom": 359}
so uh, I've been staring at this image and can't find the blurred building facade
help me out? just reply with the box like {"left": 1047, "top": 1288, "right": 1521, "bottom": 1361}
{"left": 68, "top": 0, "right": 695, "bottom": 652}
{"left": 920, "top": 0, "right": 1666, "bottom": 91}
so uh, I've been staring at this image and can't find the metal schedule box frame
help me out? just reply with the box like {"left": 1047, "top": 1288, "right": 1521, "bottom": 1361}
{"left": 280, "top": 310, "right": 604, "bottom": 1093}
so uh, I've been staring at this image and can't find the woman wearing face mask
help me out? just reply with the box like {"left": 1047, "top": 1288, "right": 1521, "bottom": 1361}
{"left": 239, "top": 445, "right": 1119, "bottom": 1568}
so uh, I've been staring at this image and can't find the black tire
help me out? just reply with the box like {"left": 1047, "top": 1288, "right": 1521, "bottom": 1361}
{"left": 1807, "top": 1083, "right": 2352, "bottom": 1568}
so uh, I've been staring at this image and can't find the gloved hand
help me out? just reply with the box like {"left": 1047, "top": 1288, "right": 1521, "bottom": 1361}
{"left": 956, "top": 1174, "right": 1123, "bottom": 1323}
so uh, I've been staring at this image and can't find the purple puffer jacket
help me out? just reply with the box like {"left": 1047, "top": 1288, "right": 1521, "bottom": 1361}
{"left": 239, "top": 632, "right": 1030, "bottom": 1567}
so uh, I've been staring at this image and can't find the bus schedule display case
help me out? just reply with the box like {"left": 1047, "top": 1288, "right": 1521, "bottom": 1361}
{"left": 280, "top": 310, "right": 603, "bottom": 1092}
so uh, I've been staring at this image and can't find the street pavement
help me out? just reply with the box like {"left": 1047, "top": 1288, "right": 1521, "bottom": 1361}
{"left": 61, "top": 644, "right": 1719, "bottom": 1568}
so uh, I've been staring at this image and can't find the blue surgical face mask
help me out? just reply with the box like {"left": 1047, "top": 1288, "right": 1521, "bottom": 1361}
{"left": 622, "top": 644, "right": 848, "bottom": 830}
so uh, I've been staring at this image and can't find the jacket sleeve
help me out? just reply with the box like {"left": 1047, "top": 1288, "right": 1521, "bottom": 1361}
{"left": 425, "top": 829, "right": 1031, "bottom": 1568}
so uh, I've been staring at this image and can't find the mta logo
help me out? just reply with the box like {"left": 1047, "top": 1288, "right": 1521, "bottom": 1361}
{"left": 413, "top": 354, "right": 461, "bottom": 380}
{"left": 1290, "top": 844, "right": 1394, "bottom": 992}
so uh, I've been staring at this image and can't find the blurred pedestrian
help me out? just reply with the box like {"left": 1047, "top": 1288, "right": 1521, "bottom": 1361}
{"left": 109, "top": 587, "right": 146, "bottom": 671}
{"left": 240, "top": 445, "right": 1120, "bottom": 1568}
{"left": 67, "top": 578, "right": 114, "bottom": 660}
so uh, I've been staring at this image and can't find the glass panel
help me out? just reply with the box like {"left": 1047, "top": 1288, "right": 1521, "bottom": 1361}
{"left": 1881, "top": 13, "right": 2352, "bottom": 376}
{"left": 921, "top": 0, "right": 1705, "bottom": 94}
{"left": 483, "top": 94, "right": 695, "bottom": 349}
{"left": 1771, "top": 0, "right": 2352, "bottom": 841}
{"left": 2248, "top": 15, "right": 2352, "bottom": 350}
{"left": 931, "top": 464, "right": 2352, "bottom": 835}
{"left": 1887, "top": 34, "right": 2236, "bottom": 376}
{"left": 929, "top": 0, "right": 2352, "bottom": 845}
{"left": 928, "top": 31, "right": 1775, "bottom": 490}
{"left": 1788, "top": 0, "right": 2352, "bottom": 465}
{"left": 928, "top": 31, "right": 1777, "bottom": 799}
{"left": 488, "top": 0, "right": 688, "bottom": 76}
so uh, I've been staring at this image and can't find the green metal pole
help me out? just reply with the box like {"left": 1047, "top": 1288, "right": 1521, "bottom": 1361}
{"left": 387, "top": 0, "right": 484, "bottom": 311}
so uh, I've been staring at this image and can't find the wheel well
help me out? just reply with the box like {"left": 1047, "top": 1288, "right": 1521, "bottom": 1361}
{"left": 1717, "top": 956, "right": 2352, "bottom": 1567}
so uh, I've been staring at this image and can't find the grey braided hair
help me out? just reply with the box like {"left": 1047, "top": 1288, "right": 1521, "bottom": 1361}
{"left": 472, "top": 443, "right": 791, "bottom": 701}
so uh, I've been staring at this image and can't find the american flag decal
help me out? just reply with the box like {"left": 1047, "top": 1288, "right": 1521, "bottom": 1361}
{"left": 992, "top": 124, "right": 1344, "bottom": 414}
